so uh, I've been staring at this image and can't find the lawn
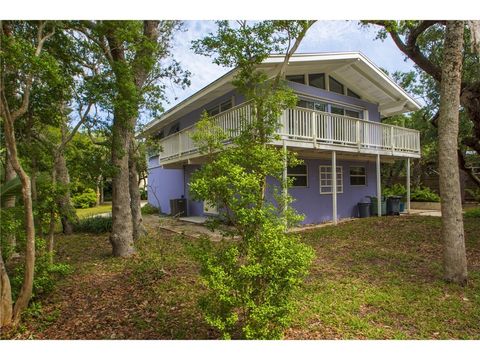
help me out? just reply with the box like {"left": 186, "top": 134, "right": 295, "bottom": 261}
{"left": 76, "top": 203, "right": 112, "bottom": 219}
{"left": 6, "top": 215, "right": 480, "bottom": 339}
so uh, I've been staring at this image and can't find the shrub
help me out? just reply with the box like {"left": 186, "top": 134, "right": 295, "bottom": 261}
{"left": 141, "top": 203, "right": 159, "bottom": 215}
{"left": 140, "top": 188, "right": 148, "bottom": 200}
{"left": 464, "top": 207, "right": 480, "bottom": 218}
{"left": 411, "top": 186, "right": 440, "bottom": 202}
{"left": 72, "top": 188, "right": 97, "bottom": 209}
{"left": 74, "top": 215, "right": 112, "bottom": 233}
{"left": 383, "top": 184, "right": 407, "bottom": 199}
{"left": 11, "top": 238, "right": 73, "bottom": 300}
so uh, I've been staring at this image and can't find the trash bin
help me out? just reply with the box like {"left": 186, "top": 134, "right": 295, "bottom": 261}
{"left": 399, "top": 201, "right": 405, "bottom": 213}
{"left": 170, "top": 198, "right": 187, "bottom": 217}
{"left": 357, "top": 202, "right": 370, "bottom": 218}
{"left": 369, "top": 196, "right": 386, "bottom": 216}
{"left": 387, "top": 196, "right": 402, "bottom": 215}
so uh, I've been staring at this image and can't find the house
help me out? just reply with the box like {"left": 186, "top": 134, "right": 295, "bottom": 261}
{"left": 142, "top": 52, "right": 421, "bottom": 224}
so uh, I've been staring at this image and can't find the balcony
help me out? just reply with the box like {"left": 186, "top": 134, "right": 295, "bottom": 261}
{"left": 157, "top": 101, "right": 420, "bottom": 165}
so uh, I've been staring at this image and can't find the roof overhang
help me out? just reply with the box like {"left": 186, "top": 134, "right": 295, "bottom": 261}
{"left": 141, "top": 52, "right": 421, "bottom": 137}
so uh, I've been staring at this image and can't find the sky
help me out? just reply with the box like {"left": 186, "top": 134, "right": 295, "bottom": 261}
{"left": 161, "top": 20, "right": 417, "bottom": 110}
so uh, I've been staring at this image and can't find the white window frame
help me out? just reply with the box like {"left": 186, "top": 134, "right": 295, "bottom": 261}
{"left": 349, "top": 166, "right": 367, "bottom": 186}
{"left": 319, "top": 166, "right": 343, "bottom": 194}
{"left": 287, "top": 164, "right": 308, "bottom": 188}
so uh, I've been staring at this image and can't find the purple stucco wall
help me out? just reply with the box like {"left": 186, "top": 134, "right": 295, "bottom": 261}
{"left": 281, "top": 158, "right": 377, "bottom": 224}
{"left": 184, "top": 164, "right": 204, "bottom": 216}
{"left": 147, "top": 156, "right": 184, "bottom": 214}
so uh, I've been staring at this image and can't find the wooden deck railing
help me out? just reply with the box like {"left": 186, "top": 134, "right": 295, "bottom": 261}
{"left": 158, "top": 102, "right": 420, "bottom": 162}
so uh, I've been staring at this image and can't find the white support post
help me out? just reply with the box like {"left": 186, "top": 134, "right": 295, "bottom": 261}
{"left": 312, "top": 111, "right": 317, "bottom": 148}
{"left": 376, "top": 154, "right": 381, "bottom": 217}
{"left": 406, "top": 157, "right": 411, "bottom": 214}
{"left": 332, "top": 151, "right": 338, "bottom": 225}
{"left": 282, "top": 140, "right": 288, "bottom": 230}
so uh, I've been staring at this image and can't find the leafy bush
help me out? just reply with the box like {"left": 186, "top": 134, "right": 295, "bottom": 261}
{"left": 410, "top": 186, "right": 440, "bottom": 202}
{"left": 141, "top": 203, "right": 159, "bottom": 215}
{"left": 140, "top": 188, "right": 148, "bottom": 200}
{"left": 464, "top": 207, "right": 480, "bottom": 218}
{"left": 11, "top": 238, "right": 72, "bottom": 300}
{"left": 72, "top": 188, "right": 97, "bottom": 209}
{"left": 383, "top": 184, "right": 407, "bottom": 199}
{"left": 74, "top": 215, "right": 112, "bottom": 233}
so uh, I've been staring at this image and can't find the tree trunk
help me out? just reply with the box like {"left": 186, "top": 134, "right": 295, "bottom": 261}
{"left": 54, "top": 151, "right": 78, "bottom": 235}
{"left": 2, "top": 110, "right": 36, "bottom": 327}
{"left": 129, "top": 140, "right": 146, "bottom": 241}
{"left": 4, "top": 149, "right": 17, "bottom": 255}
{"left": 438, "top": 21, "right": 468, "bottom": 285}
{"left": 0, "top": 245, "right": 13, "bottom": 329}
{"left": 109, "top": 118, "right": 135, "bottom": 257}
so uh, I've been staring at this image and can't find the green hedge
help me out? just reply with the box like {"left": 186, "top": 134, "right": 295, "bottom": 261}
{"left": 74, "top": 215, "right": 112, "bottom": 233}
{"left": 72, "top": 188, "right": 97, "bottom": 209}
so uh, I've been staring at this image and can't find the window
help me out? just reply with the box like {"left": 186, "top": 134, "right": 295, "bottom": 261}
{"left": 350, "top": 166, "right": 367, "bottom": 186}
{"left": 287, "top": 164, "right": 308, "bottom": 187}
{"left": 220, "top": 99, "right": 233, "bottom": 112}
{"left": 319, "top": 166, "right": 343, "bottom": 194}
{"left": 297, "top": 99, "right": 327, "bottom": 112}
{"left": 308, "top": 73, "right": 325, "bottom": 89}
{"left": 329, "top": 76, "right": 345, "bottom": 95}
{"left": 345, "top": 109, "right": 361, "bottom": 119}
{"left": 167, "top": 123, "right": 179, "bottom": 136}
{"left": 347, "top": 88, "right": 361, "bottom": 99}
{"left": 331, "top": 106, "right": 345, "bottom": 116}
{"left": 206, "top": 98, "right": 233, "bottom": 116}
{"left": 286, "top": 74, "right": 305, "bottom": 84}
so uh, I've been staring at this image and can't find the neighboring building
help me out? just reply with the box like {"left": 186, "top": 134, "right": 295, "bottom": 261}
{"left": 142, "top": 52, "right": 421, "bottom": 224}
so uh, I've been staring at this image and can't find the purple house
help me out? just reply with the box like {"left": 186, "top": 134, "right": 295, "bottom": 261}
{"left": 142, "top": 52, "right": 421, "bottom": 225}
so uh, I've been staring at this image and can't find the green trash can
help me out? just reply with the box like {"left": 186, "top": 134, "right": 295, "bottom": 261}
{"left": 368, "top": 196, "right": 386, "bottom": 216}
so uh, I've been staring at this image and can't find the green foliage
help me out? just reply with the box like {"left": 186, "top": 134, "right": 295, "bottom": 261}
{"left": 72, "top": 188, "right": 97, "bottom": 209}
{"left": 141, "top": 203, "right": 159, "bottom": 215}
{"left": 74, "top": 215, "right": 112, "bottom": 233}
{"left": 189, "top": 21, "right": 315, "bottom": 339}
{"left": 383, "top": 184, "right": 407, "bottom": 199}
{"left": 411, "top": 186, "right": 441, "bottom": 202}
{"left": 464, "top": 207, "right": 480, "bottom": 218}
{"left": 10, "top": 238, "right": 72, "bottom": 301}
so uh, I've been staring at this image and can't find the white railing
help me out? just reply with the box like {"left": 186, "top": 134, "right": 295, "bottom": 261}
{"left": 158, "top": 102, "right": 420, "bottom": 162}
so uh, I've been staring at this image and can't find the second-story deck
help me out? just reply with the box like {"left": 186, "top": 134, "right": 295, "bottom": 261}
{"left": 156, "top": 101, "right": 420, "bottom": 166}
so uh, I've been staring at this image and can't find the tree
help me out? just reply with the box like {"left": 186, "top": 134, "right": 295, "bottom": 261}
{"left": 189, "top": 21, "right": 316, "bottom": 339}
{"left": 365, "top": 21, "right": 480, "bottom": 186}
{"left": 0, "top": 20, "right": 56, "bottom": 328}
{"left": 76, "top": 21, "right": 189, "bottom": 256}
{"left": 438, "top": 21, "right": 467, "bottom": 284}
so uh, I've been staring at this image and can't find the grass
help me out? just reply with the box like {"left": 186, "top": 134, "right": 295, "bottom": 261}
{"left": 7, "top": 215, "right": 480, "bottom": 339}
{"left": 76, "top": 203, "right": 112, "bottom": 219}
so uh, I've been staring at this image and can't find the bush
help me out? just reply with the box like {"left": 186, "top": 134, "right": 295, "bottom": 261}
{"left": 141, "top": 203, "right": 159, "bottom": 215}
{"left": 72, "top": 188, "right": 97, "bottom": 209}
{"left": 140, "top": 188, "right": 148, "bottom": 200}
{"left": 74, "top": 215, "right": 112, "bottom": 233}
{"left": 11, "top": 238, "right": 72, "bottom": 300}
{"left": 464, "top": 207, "right": 480, "bottom": 218}
{"left": 383, "top": 184, "right": 407, "bottom": 199}
{"left": 411, "top": 186, "right": 440, "bottom": 202}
